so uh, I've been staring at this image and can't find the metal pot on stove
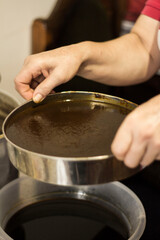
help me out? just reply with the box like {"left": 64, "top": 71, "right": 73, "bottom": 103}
{"left": 0, "top": 177, "right": 145, "bottom": 240}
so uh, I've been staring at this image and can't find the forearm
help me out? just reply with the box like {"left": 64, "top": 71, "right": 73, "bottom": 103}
{"left": 77, "top": 15, "right": 160, "bottom": 86}
{"left": 15, "top": 15, "right": 160, "bottom": 102}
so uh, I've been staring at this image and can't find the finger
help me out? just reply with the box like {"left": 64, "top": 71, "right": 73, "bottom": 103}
{"left": 14, "top": 69, "right": 36, "bottom": 100}
{"left": 15, "top": 79, "right": 34, "bottom": 100}
{"left": 33, "top": 71, "right": 66, "bottom": 103}
{"left": 141, "top": 132, "right": 160, "bottom": 165}
{"left": 111, "top": 121, "right": 132, "bottom": 161}
{"left": 140, "top": 144, "right": 158, "bottom": 167}
{"left": 155, "top": 154, "right": 160, "bottom": 160}
{"left": 124, "top": 141, "right": 146, "bottom": 168}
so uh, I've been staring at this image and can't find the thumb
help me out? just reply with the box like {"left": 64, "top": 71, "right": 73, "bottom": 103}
{"left": 111, "top": 121, "right": 132, "bottom": 160}
{"left": 32, "top": 72, "right": 66, "bottom": 103}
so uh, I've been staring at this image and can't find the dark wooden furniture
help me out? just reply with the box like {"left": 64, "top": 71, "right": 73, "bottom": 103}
{"left": 32, "top": 0, "right": 127, "bottom": 54}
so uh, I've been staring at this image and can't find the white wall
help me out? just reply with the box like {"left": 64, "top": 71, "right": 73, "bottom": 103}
{"left": 0, "top": 0, "right": 57, "bottom": 103}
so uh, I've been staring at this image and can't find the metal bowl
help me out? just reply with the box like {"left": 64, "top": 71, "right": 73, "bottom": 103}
{"left": 2, "top": 91, "right": 140, "bottom": 186}
{"left": 0, "top": 177, "right": 146, "bottom": 240}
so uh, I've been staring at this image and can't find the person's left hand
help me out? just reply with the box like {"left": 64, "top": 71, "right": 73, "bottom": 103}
{"left": 111, "top": 94, "right": 160, "bottom": 168}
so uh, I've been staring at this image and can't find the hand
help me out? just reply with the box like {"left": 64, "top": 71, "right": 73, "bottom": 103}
{"left": 111, "top": 94, "right": 160, "bottom": 168}
{"left": 14, "top": 44, "right": 84, "bottom": 103}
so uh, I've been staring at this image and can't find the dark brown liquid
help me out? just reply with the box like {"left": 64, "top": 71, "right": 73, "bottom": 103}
{"left": 5, "top": 198, "right": 128, "bottom": 240}
{"left": 5, "top": 99, "right": 130, "bottom": 157}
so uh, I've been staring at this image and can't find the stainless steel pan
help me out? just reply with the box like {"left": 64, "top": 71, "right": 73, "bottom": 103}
{"left": 2, "top": 91, "right": 140, "bottom": 186}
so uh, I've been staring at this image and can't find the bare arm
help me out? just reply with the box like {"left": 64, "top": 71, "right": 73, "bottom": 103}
{"left": 15, "top": 15, "right": 160, "bottom": 102}
{"left": 15, "top": 14, "right": 160, "bottom": 168}
{"left": 78, "top": 15, "right": 160, "bottom": 85}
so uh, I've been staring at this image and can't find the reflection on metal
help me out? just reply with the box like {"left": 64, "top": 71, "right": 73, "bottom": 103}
{"left": 0, "top": 90, "right": 20, "bottom": 189}
{"left": 3, "top": 91, "right": 140, "bottom": 186}
{"left": 0, "top": 177, "right": 146, "bottom": 240}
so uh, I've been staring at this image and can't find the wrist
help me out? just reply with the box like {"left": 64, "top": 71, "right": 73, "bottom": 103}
{"left": 75, "top": 41, "right": 98, "bottom": 76}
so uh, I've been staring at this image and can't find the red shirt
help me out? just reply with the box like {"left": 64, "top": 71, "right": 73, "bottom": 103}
{"left": 142, "top": 0, "right": 160, "bottom": 20}
{"left": 125, "top": 0, "right": 146, "bottom": 22}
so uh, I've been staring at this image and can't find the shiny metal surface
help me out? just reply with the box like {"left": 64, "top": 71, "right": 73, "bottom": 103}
{"left": 0, "top": 90, "right": 20, "bottom": 189}
{"left": 0, "top": 177, "right": 146, "bottom": 240}
{"left": 0, "top": 89, "right": 20, "bottom": 135}
{"left": 3, "top": 91, "right": 140, "bottom": 186}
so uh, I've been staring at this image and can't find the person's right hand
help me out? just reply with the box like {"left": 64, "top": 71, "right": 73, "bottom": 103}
{"left": 15, "top": 43, "right": 84, "bottom": 103}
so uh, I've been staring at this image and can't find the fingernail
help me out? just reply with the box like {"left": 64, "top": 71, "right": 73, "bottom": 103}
{"left": 33, "top": 93, "right": 43, "bottom": 103}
